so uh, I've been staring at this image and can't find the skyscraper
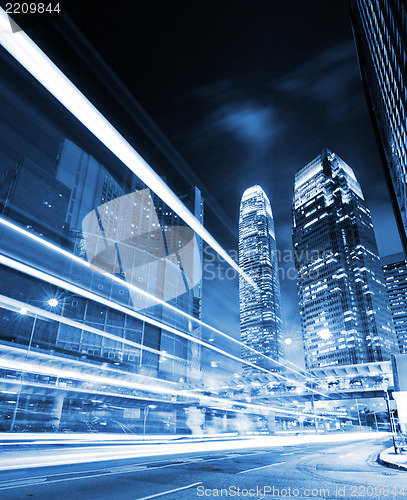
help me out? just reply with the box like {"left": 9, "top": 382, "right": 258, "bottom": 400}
{"left": 351, "top": 0, "right": 407, "bottom": 253}
{"left": 292, "top": 149, "right": 398, "bottom": 369}
{"left": 382, "top": 252, "right": 407, "bottom": 353}
{"left": 239, "top": 185, "right": 282, "bottom": 371}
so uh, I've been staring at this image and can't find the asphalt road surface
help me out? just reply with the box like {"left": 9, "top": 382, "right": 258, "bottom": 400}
{"left": 0, "top": 437, "right": 405, "bottom": 499}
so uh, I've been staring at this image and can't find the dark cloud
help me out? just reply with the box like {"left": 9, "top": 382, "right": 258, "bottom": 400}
{"left": 276, "top": 42, "right": 364, "bottom": 122}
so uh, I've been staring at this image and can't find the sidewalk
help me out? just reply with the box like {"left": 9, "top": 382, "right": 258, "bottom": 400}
{"left": 378, "top": 446, "right": 407, "bottom": 471}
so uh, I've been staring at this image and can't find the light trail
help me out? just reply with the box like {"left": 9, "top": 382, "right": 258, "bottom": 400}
{"left": 0, "top": 217, "right": 329, "bottom": 397}
{"left": 0, "top": 349, "right": 331, "bottom": 421}
{"left": 0, "top": 10, "right": 318, "bottom": 384}
{"left": 0, "top": 433, "right": 383, "bottom": 471}
{"left": 0, "top": 216, "right": 313, "bottom": 382}
{"left": 0, "top": 8, "right": 328, "bottom": 397}
{"left": 0, "top": 294, "right": 191, "bottom": 370}
{"left": 0, "top": 254, "right": 330, "bottom": 399}
{"left": 0, "top": 8, "right": 251, "bottom": 285}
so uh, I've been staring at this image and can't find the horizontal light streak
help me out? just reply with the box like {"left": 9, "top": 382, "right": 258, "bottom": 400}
{"left": 0, "top": 341, "right": 177, "bottom": 389}
{"left": 0, "top": 8, "right": 316, "bottom": 387}
{"left": 0, "top": 10, "right": 326, "bottom": 397}
{"left": 0, "top": 217, "right": 328, "bottom": 397}
{"left": 0, "top": 349, "right": 326, "bottom": 420}
{"left": 0, "top": 294, "right": 187, "bottom": 369}
{"left": 0, "top": 255, "right": 280, "bottom": 377}
{"left": 0, "top": 254, "right": 329, "bottom": 400}
{"left": 0, "top": 216, "right": 312, "bottom": 383}
{"left": 0, "top": 433, "right": 380, "bottom": 471}
{"left": 0, "top": 377, "right": 177, "bottom": 406}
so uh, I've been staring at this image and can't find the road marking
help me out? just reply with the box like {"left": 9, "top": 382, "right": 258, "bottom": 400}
{"left": 134, "top": 482, "right": 202, "bottom": 500}
{"left": 0, "top": 478, "right": 47, "bottom": 490}
{"left": 0, "top": 450, "right": 279, "bottom": 491}
{"left": 237, "top": 462, "right": 285, "bottom": 474}
{"left": 282, "top": 451, "right": 297, "bottom": 455}
{"left": 0, "top": 453, "right": 244, "bottom": 490}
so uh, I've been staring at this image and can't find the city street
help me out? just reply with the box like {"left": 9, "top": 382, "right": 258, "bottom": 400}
{"left": 0, "top": 436, "right": 405, "bottom": 499}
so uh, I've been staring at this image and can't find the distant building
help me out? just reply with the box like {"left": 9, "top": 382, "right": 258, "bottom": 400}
{"left": 382, "top": 252, "right": 407, "bottom": 354}
{"left": 239, "top": 185, "right": 283, "bottom": 371}
{"left": 351, "top": 0, "right": 407, "bottom": 253}
{"left": 292, "top": 149, "right": 398, "bottom": 369}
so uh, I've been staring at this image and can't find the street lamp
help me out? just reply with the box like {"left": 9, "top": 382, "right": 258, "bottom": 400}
{"left": 48, "top": 298, "right": 59, "bottom": 308}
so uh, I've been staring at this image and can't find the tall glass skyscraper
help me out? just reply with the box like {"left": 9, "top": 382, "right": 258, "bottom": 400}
{"left": 351, "top": 0, "right": 407, "bottom": 253}
{"left": 292, "top": 149, "right": 398, "bottom": 369}
{"left": 239, "top": 185, "right": 282, "bottom": 371}
{"left": 382, "top": 252, "right": 407, "bottom": 354}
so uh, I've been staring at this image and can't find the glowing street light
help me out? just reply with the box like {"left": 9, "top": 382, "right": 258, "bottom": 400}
{"left": 48, "top": 298, "right": 59, "bottom": 308}
{"left": 317, "top": 328, "right": 332, "bottom": 340}
{"left": 18, "top": 308, "right": 27, "bottom": 315}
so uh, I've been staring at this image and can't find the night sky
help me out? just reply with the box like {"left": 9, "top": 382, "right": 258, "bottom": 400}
{"left": 3, "top": 1, "right": 403, "bottom": 365}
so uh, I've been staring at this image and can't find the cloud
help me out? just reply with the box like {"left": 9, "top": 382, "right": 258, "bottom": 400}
{"left": 275, "top": 41, "right": 363, "bottom": 120}
{"left": 180, "top": 80, "right": 281, "bottom": 150}
{"left": 209, "top": 103, "right": 276, "bottom": 145}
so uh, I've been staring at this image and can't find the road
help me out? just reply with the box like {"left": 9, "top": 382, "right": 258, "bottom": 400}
{"left": 0, "top": 436, "right": 405, "bottom": 499}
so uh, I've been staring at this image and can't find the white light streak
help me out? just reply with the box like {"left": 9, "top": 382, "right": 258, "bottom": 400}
{"left": 0, "top": 11, "right": 326, "bottom": 393}
{"left": 0, "top": 8, "right": 245, "bottom": 280}
{"left": 0, "top": 216, "right": 309, "bottom": 381}
{"left": 0, "top": 254, "right": 329, "bottom": 398}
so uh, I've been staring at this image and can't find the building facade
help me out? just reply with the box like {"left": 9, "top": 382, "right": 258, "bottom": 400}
{"left": 292, "top": 149, "right": 398, "bottom": 369}
{"left": 0, "top": 139, "right": 204, "bottom": 383}
{"left": 239, "top": 185, "right": 282, "bottom": 371}
{"left": 351, "top": 0, "right": 407, "bottom": 252}
{"left": 382, "top": 252, "right": 407, "bottom": 353}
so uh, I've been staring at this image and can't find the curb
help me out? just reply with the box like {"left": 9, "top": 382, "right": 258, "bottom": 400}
{"left": 377, "top": 453, "right": 407, "bottom": 471}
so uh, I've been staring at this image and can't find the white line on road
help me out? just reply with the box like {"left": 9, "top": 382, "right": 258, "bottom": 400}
{"left": 237, "top": 462, "right": 285, "bottom": 474}
{"left": 134, "top": 482, "right": 202, "bottom": 500}
{"left": 0, "top": 478, "right": 47, "bottom": 490}
{"left": 0, "top": 454, "right": 245, "bottom": 491}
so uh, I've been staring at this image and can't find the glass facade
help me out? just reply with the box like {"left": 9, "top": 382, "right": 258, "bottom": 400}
{"left": 351, "top": 0, "right": 407, "bottom": 252}
{"left": 0, "top": 138, "right": 204, "bottom": 382}
{"left": 238, "top": 185, "right": 283, "bottom": 371}
{"left": 382, "top": 252, "right": 407, "bottom": 353}
{"left": 292, "top": 149, "right": 398, "bottom": 369}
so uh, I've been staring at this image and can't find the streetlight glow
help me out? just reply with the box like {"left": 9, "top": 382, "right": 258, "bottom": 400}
{"left": 317, "top": 329, "right": 332, "bottom": 340}
{"left": 48, "top": 298, "right": 59, "bottom": 308}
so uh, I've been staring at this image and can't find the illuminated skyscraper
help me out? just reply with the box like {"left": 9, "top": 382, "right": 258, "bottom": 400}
{"left": 382, "top": 252, "right": 407, "bottom": 354}
{"left": 351, "top": 0, "right": 407, "bottom": 253}
{"left": 239, "top": 185, "right": 282, "bottom": 371}
{"left": 292, "top": 149, "right": 398, "bottom": 369}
